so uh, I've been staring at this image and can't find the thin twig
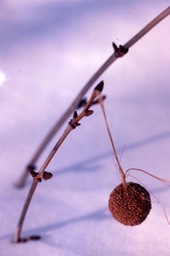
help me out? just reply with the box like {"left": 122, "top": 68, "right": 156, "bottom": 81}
{"left": 16, "top": 7, "right": 170, "bottom": 188}
{"left": 13, "top": 82, "right": 104, "bottom": 243}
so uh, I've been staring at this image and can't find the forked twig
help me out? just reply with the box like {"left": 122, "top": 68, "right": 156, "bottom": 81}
{"left": 16, "top": 7, "right": 170, "bottom": 187}
{"left": 13, "top": 82, "right": 104, "bottom": 243}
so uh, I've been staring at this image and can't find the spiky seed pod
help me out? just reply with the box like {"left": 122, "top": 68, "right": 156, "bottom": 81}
{"left": 108, "top": 182, "right": 151, "bottom": 226}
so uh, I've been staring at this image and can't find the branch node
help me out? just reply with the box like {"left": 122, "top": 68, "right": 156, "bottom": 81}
{"left": 30, "top": 170, "right": 53, "bottom": 182}
{"left": 112, "top": 42, "right": 128, "bottom": 57}
{"left": 69, "top": 119, "right": 81, "bottom": 129}
{"left": 29, "top": 170, "right": 41, "bottom": 180}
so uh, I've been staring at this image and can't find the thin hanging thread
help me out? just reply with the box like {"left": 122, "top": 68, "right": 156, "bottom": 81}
{"left": 128, "top": 173, "right": 170, "bottom": 225}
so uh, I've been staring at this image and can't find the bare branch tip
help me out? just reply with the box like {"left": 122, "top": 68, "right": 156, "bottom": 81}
{"left": 94, "top": 80, "right": 104, "bottom": 93}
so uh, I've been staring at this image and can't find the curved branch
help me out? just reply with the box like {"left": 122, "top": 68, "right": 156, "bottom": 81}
{"left": 16, "top": 6, "right": 170, "bottom": 188}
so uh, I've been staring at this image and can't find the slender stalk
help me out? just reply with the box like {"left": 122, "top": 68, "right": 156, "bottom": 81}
{"left": 98, "top": 94, "right": 126, "bottom": 189}
{"left": 13, "top": 83, "right": 103, "bottom": 243}
{"left": 16, "top": 6, "right": 170, "bottom": 188}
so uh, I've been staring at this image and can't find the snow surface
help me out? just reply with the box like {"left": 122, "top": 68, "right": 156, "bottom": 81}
{"left": 0, "top": 1, "right": 170, "bottom": 255}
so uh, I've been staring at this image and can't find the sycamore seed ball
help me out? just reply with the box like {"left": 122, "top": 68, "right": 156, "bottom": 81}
{"left": 108, "top": 182, "right": 151, "bottom": 226}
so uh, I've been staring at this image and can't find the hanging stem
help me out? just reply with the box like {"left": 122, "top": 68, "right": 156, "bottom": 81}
{"left": 98, "top": 93, "right": 126, "bottom": 189}
{"left": 16, "top": 7, "right": 170, "bottom": 188}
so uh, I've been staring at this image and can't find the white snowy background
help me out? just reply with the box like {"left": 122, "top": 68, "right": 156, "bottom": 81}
{"left": 0, "top": 1, "right": 170, "bottom": 255}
